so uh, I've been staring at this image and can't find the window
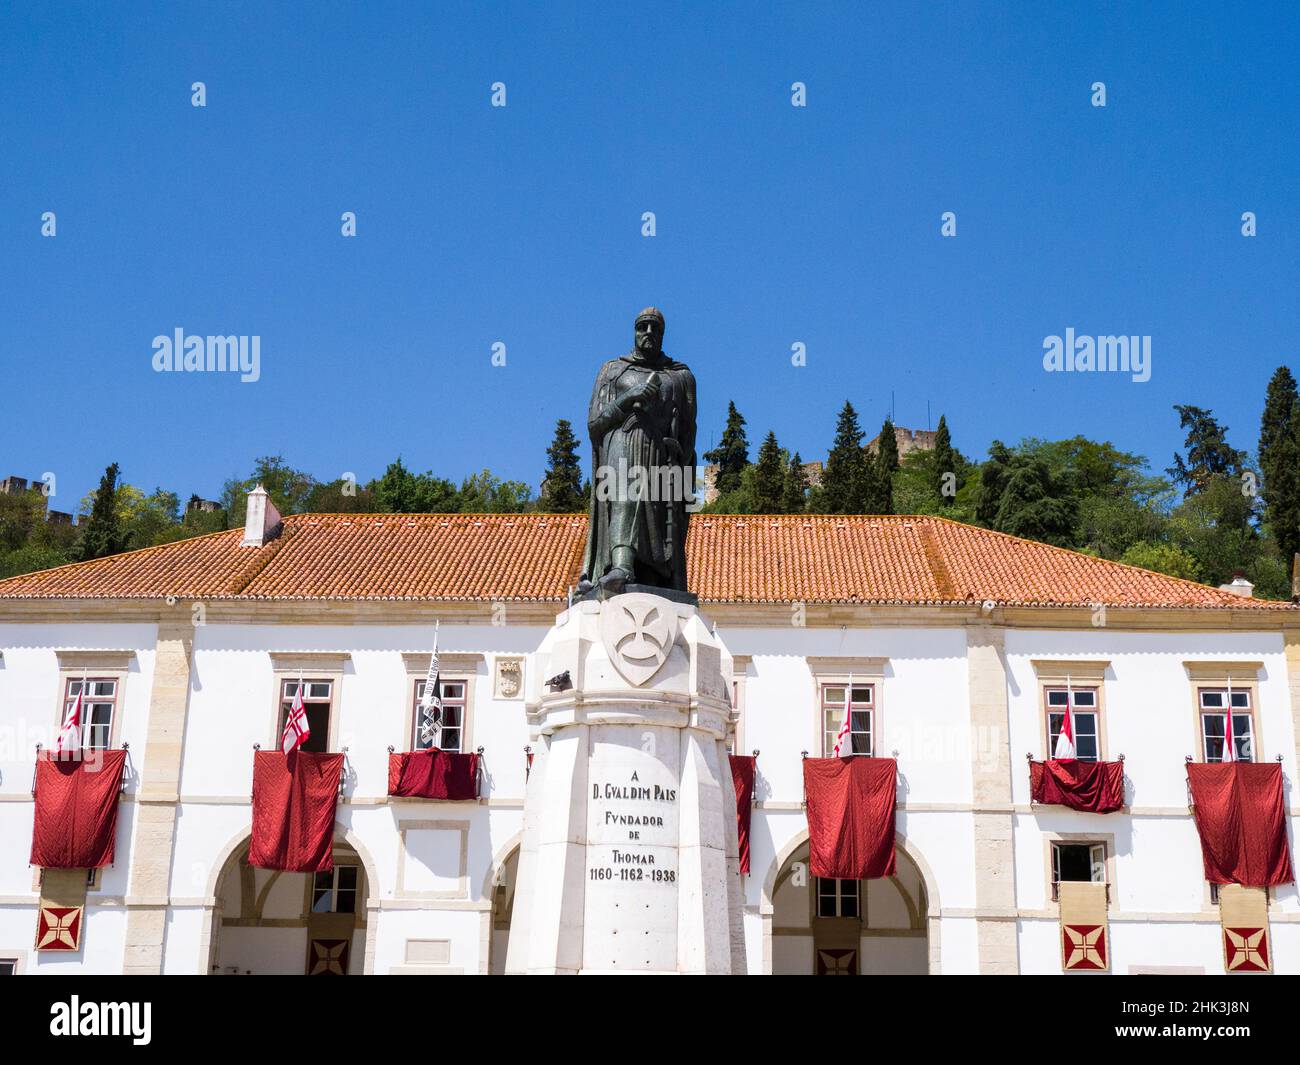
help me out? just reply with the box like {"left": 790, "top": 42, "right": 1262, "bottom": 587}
{"left": 280, "top": 680, "right": 333, "bottom": 753}
{"left": 1199, "top": 688, "right": 1254, "bottom": 762}
{"left": 821, "top": 684, "right": 873, "bottom": 756}
{"left": 1051, "top": 841, "right": 1107, "bottom": 902}
{"left": 63, "top": 677, "right": 118, "bottom": 751}
{"left": 815, "top": 877, "right": 859, "bottom": 919}
{"left": 413, "top": 679, "right": 466, "bottom": 753}
{"left": 1045, "top": 687, "right": 1099, "bottom": 761}
{"left": 0, "top": 959, "right": 16, "bottom": 976}
{"left": 311, "top": 866, "right": 358, "bottom": 914}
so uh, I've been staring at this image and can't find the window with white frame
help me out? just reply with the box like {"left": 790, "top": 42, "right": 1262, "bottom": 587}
{"left": 815, "top": 877, "right": 860, "bottom": 919}
{"left": 413, "top": 678, "right": 466, "bottom": 753}
{"left": 1051, "top": 841, "right": 1107, "bottom": 901}
{"left": 1045, "top": 687, "right": 1099, "bottom": 761}
{"left": 821, "top": 683, "right": 873, "bottom": 757}
{"left": 1199, "top": 688, "right": 1254, "bottom": 762}
{"left": 311, "top": 865, "right": 358, "bottom": 914}
{"left": 63, "top": 677, "right": 118, "bottom": 751}
{"left": 0, "top": 959, "right": 17, "bottom": 976}
{"left": 279, "top": 679, "right": 333, "bottom": 753}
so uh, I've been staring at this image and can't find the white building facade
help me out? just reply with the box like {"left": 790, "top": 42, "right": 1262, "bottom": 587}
{"left": 1, "top": 509, "right": 1297, "bottom": 975}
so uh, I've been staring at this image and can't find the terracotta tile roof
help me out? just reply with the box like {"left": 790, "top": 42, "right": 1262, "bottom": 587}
{"left": 0, "top": 513, "right": 1289, "bottom": 610}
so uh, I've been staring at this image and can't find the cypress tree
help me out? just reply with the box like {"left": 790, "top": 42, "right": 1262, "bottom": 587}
{"left": 782, "top": 451, "right": 810, "bottom": 514}
{"left": 79, "top": 463, "right": 125, "bottom": 561}
{"left": 932, "top": 414, "right": 956, "bottom": 506}
{"left": 1269, "top": 397, "right": 1300, "bottom": 572}
{"left": 540, "top": 419, "right": 585, "bottom": 512}
{"left": 871, "top": 417, "right": 899, "bottom": 514}
{"left": 753, "top": 431, "right": 785, "bottom": 514}
{"left": 1260, "top": 368, "right": 1300, "bottom": 570}
{"left": 702, "top": 401, "right": 750, "bottom": 496}
{"left": 821, "top": 401, "right": 867, "bottom": 513}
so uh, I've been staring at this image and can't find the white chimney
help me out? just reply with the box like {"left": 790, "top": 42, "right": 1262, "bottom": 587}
{"left": 241, "top": 484, "right": 282, "bottom": 548}
{"left": 1219, "top": 572, "right": 1254, "bottom": 598}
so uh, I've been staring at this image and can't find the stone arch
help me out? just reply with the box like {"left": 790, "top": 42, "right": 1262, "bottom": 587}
{"left": 759, "top": 828, "right": 941, "bottom": 974}
{"left": 201, "top": 822, "right": 381, "bottom": 975}
{"left": 483, "top": 832, "right": 523, "bottom": 974}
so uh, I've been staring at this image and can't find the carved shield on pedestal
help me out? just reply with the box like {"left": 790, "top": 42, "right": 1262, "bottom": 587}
{"left": 600, "top": 594, "right": 678, "bottom": 686}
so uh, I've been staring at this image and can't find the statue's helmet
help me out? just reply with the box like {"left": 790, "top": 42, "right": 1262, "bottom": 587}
{"left": 635, "top": 306, "right": 665, "bottom": 331}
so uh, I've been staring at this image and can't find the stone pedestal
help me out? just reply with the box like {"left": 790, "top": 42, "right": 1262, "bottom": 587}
{"left": 505, "top": 592, "right": 747, "bottom": 974}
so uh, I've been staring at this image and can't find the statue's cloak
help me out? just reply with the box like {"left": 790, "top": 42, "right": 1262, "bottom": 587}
{"left": 581, "top": 352, "right": 696, "bottom": 590}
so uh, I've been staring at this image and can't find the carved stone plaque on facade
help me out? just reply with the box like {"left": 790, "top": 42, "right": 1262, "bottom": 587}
{"left": 494, "top": 656, "right": 524, "bottom": 699}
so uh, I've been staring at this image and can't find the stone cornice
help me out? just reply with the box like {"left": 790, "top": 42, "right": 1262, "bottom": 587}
{"left": 0, "top": 597, "right": 1295, "bottom": 633}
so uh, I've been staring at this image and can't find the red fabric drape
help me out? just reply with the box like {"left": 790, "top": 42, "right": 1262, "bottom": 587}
{"left": 30, "top": 750, "right": 128, "bottom": 869}
{"left": 1187, "top": 762, "right": 1294, "bottom": 887}
{"left": 1030, "top": 759, "right": 1125, "bottom": 813}
{"left": 803, "top": 756, "right": 897, "bottom": 880}
{"left": 729, "top": 755, "right": 756, "bottom": 875}
{"left": 250, "top": 751, "right": 344, "bottom": 872}
{"left": 387, "top": 750, "right": 480, "bottom": 800}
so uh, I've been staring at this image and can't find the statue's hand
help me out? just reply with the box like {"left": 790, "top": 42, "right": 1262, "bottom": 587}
{"left": 628, "top": 373, "right": 659, "bottom": 404}
{"left": 664, "top": 437, "right": 683, "bottom": 461}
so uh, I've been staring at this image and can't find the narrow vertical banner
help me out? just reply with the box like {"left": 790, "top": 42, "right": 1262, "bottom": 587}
{"left": 1219, "top": 884, "right": 1272, "bottom": 973}
{"left": 1058, "top": 880, "right": 1109, "bottom": 972}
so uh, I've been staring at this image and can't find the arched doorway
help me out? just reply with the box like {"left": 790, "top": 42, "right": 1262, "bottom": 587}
{"left": 208, "top": 832, "right": 372, "bottom": 975}
{"left": 766, "top": 837, "right": 932, "bottom": 975}
{"left": 486, "top": 840, "right": 520, "bottom": 975}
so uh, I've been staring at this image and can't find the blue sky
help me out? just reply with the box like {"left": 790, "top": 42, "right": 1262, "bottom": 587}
{"left": 1, "top": 1, "right": 1296, "bottom": 509}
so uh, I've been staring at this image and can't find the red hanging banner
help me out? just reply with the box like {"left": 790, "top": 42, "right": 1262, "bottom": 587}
{"left": 1187, "top": 762, "right": 1294, "bottom": 887}
{"left": 1030, "top": 759, "right": 1125, "bottom": 813}
{"left": 388, "top": 750, "right": 480, "bottom": 800}
{"left": 728, "top": 754, "right": 756, "bottom": 875}
{"left": 29, "top": 749, "right": 128, "bottom": 869}
{"left": 250, "top": 751, "right": 345, "bottom": 872}
{"left": 803, "top": 756, "right": 897, "bottom": 880}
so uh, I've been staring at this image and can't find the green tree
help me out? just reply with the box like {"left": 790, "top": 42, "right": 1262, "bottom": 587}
{"left": 975, "top": 441, "right": 1015, "bottom": 527}
{"left": 869, "top": 418, "right": 899, "bottom": 514}
{"left": 702, "top": 401, "right": 750, "bottom": 496}
{"left": 752, "top": 431, "right": 785, "bottom": 514}
{"left": 1119, "top": 541, "right": 1201, "bottom": 581}
{"left": 1259, "top": 369, "right": 1300, "bottom": 572}
{"left": 540, "top": 419, "right": 585, "bottom": 512}
{"left": 1168, "top": 475, "right": 1258, "bottom": 587}
{"left": 991, "top": 456, "right": 1077, "bottom": 545}
{"left": 79, "top": 463, "right": 126, "bottom": 561}
{"left": 932, "top": 415, "right": 957, "bottom": 507}
{"left": 1167, "top": 405, "right": 1245, "bottom": 496}
{"left": 222, "top": 455, "right": 317, "bottom": 526}
{"left": 457, "top": 469, "right": 531, "bottom": 513}
{"left": 781, "top": 452, "right": 810, "bottom": 514}
{"left": 304, "top": 479, "right": 377, "bottom": 514}
{"left": 372, "top": 458, "right": 459, "bottom": 513}
{"left": 820, "top": 402, "right": 868, "bottom": 513}
{"left": 0, "top": 486, "right": 48, "bottom": 551}
{"left": 0, "top": 543, "right": 74, "bottom": 579}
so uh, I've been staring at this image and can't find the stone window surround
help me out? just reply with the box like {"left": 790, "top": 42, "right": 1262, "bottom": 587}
{"left": 806, "top": 657, "right": 888, "bottom": 758}
{"left": 52, "top": 650, "right": 135, "bottom": 753}
{"left": 1029, "top": 660, "right": 1111, "bottom": 762}
{"left": 1040, "top": 831, "right": 1117, "bottom": 913}
{"left": 730, "top": 654, "right": 751, "bottom": 755}
{"left": 0, "top": 950, "right": 27, "bottom": 974}
{"left": 267, "top": 653, "right": 350, "bottom": 753}
{"left": 1184, "top": 661, "right": 1263, "bottom": 763}
{"left": 401, "top": 652, "right": 484, "bottom": 754}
